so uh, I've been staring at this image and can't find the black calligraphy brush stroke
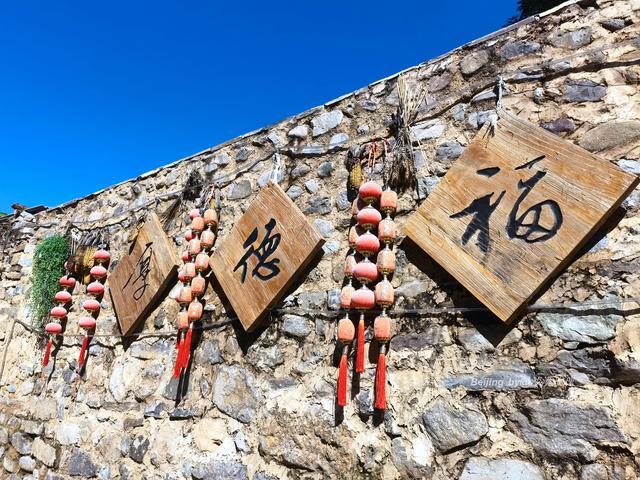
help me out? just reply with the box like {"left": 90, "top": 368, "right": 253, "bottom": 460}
{"left": 515, "top": 155, "right": 546, "bottom": 170}
{"left": 476, "top": 166, "right": 501, "bottom": 177}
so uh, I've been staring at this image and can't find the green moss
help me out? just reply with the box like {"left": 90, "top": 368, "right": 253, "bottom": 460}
{"left": 28, "top": 235, "right": 69, "bottom": 329}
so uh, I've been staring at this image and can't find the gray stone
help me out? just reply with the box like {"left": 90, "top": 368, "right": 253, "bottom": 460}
{"left": 54, "top": 422, "right": 80, "bottom": 445}
{"left": 467, "top": 110, "right": 496, "bottom": 130}
{"left": 460, "top": 50, "right": 489, "bottom": 76}
{"left": 428, "top": 72, "right": 452, "bottom": 92}
{"left": 329, "top": 133, "right": 349, "bottom": 149}
{"left": 395, "top": 279, "right": 427, "bottom": 298}
{"left": 303, "top": 196, "right": 332, "bottom": 215}
{"left": 266, "top": 131, "right": 284, "bottom": 147}
{"left": 435, "top": 140, "right": 463, "bottom": 162}
{"left": 538, "top": 311, "right": 621, "bottom": 344}
{"left": 580, "top": 463, "right": 608, "bottom": 480}
{"left": 195, "top": 340, "right": 222, "bottom": 364}
{"left": 417, "top": 176, "right": 442, "bottom": 199}
{"left": 317, "top": 161, "right": 335, "bottom": 177}
{"left": 258, "top": 169, "right": 284, "bottom": 188}
{"left": 313, "top": 219, "right": 335, "bottom": 238}
{"left": 548, "top": 60, "right": 571, "bottom": 73}
{"left": 304, "top": 179, "right": 319, "bottom": 193}
{"left": 452, "top": 104, "right": 466, "bottom": 122}
{"left": 290, "top": 164, "right": 310, "bottom": 179}
{"left": 565, "top": 80, "right": 606, "bottom": 102}
{"left": 282, "top": 315, "right": 312, "bottom": 339}
{"left": 414, "top": 150, "right": 427, "bottom": 169}
{"left": 442, "top": 360, "right": 536, "bottom": 391}
{"left": 336, "top": 191, "right": 350, "bottom": 211}
{"left": 235, "top": 147, "right": 253, "bottom": 162}
{"left": 248, "top": 345, "right": 284, "bottom": 371}
{"left": 618, "top": 159, "right": 640, "bottom": 175}
{"left": 357, "top": 124, "right": 370, "bottom": 135}
{"left": 18, "top": 456, "right": 35, "bottom": 472}
{"left": 357, "top": 99, "right": 377, "bottom": 112}
{"left": 216, "top": 152, "right": 231, "bottom": 167}
{"left": 311, "top": 110, "right": 343, "bottom": 136}
{"left": 20, "top": 419, "right": 42, "bottom": 435}
{"left": 227, "top": 180, "right": 252, "bottom": 200}
{"left": 392, "top": 328, "right": 448, "bottom": 350}
{"left": 213, "top": 365, "right": 261, "bottom": 424}
{"left": 549, "top": 27, "right": 591, "bottom": 49}
{"left": 542, "top": 117, "right": 577, "bottom": 135}
{"left": 297, "top": 291, "right": 326, "bottom": 309}
{"left": 411, "top": 120, "right": 445, "bottom": 141}
{"left": 192, "top": 458, "right": 248, "bottom": 480}
{"left": 579, "top": 121, "right": 640, "bottom": 152}
{"left": 511, "top": 398, "right": 626, "bottom": 461}
{"left": 11, "top": 432, "right": 32, "bottom": 455}
{"left": 128, "top": 435, "right": 149, "bottom": 463}
{"left": 68, "top": 449, "right": 97, "bottom": 477}
{"left": 3, "top": 455, "right": 18, "bottom": 474}
{"left": 327, "top": 289, "right": 341, "bottom": 310}
{"left": 287, "top": 125, "right": 308, "bottom": 139}
{"left": 499, "top": 41, "right": 540, "bottom": 60}
{"left": 235, "top": 432, "right": 251, "bottom": 453}
{"left": 600, "top": 18, "right": 626, "bottom": 32}
{"left": 457, "top": 328, "right": 494, "bottom": 352}
{"left": 286, "top": 186, "right": 303, "bottom": 200}
{"left": 459, "top": 457, "right": 543, "bottom": 480}
{"left": 253, "top": 472, "right": 278, "bottom": 480}
{"left": 143, "top": 401, "right": 167, "bottom": 419}
{"left": 422, "top": 397, "right": 488, "bottom": 452}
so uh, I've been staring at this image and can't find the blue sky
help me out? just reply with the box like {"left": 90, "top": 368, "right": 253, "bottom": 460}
{"left": 0, "top": 1, "right": 518, "bottom": 213}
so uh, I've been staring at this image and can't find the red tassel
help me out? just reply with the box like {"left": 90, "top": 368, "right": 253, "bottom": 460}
{"left": 78, "top": 335, "right": 89, "bottom": 367}
{"left": 181, "top": 327, "right": 193, "bottom": 369}
{"left": 374, "top": 352, "right": 387, "bottom": 410}
{"left": 173, "top": 331, "right": 184, "bottom": 378}
{"left": 42, "top": 338, "right": 53, "bottom": 367}
{"left": 337, "top": 350, "right": 348, "bottom": 407}
{"left": 355, "top": 316, "right": 365, "bottom": 373}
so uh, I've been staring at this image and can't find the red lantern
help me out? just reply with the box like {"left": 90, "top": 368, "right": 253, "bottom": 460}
{"left": 355, "top": 231, "right": 380, "bottom": 257}
{"left": 356, "top": 206, "right": 382, "bottom": 231}
{"left": 359, "top": 181, "right": 382, "bottom": 204}
{"left": 90, "top": 265, "right": 107, "bottom": 279}
{"left": 87, "top": 281, "right": 105, "bottom": 297}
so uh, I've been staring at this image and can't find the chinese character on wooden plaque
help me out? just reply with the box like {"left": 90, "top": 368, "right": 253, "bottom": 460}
{"left": 404, "top": 110, "right": 639, "bottom": 323}
{"left": 210, "top": 182, "right": 325, "bottom": 331}
{"left": 110, "top": 212, "right": 180, "bottom": 335}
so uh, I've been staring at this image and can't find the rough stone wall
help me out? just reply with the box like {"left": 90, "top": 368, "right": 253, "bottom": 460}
{"left": 1, "top": 0, "right": 640, "bottom": 478}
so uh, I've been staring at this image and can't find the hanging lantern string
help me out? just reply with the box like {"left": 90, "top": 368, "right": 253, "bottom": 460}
{"left": 11, "top": 296, "right": 640, "bottom": 341}
{"left": 30, "top": 38, "right": 639, "bottom": 231}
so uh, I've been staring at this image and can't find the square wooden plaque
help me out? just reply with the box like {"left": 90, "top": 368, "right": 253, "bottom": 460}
{"left": 210, "top": 182, "right": 325, "bottom": 332}
{"left": 109, "top": 212, "right": 180, "bottom": 335}
{"left": 404, "top": 110, "right": 639, "bottom": 323}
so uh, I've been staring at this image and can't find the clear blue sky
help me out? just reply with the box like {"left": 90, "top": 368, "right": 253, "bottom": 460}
{"left": 0, "top": 1, "right": 518, "bottom": 213}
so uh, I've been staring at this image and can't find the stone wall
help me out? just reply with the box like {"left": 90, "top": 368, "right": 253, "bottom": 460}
{"left": 1, "top": 0, "right": 640, "bottom": 478}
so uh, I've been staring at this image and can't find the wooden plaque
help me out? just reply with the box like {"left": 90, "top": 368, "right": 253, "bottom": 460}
{"left": 404, "top": 110, "right": 638, "bottom": 323}
{"left": 210, "top": 182, "right": 325, "bottom": 331}
{"left": 109, "top": 212, "right": 180, "bottom": 335}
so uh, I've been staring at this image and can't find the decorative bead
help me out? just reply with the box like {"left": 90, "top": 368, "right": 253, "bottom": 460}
{"left": 340, "top": 284, "right": 355, "bottom": 309}
{"left": 191, "top": 216, "right": 205, "bottom": 234}
{"left": 184, "top": 229, "right": 194, "bottom": 242}
{"left": 188, "top": 300, "right": 203, "bottom": 321}
{"left": 350, "top": 288, "right": 375, "bottom": 310}
{"left": 337, "top": 317, "right": 355, "bottom": 343}
{"left": 355, "top": 231, "right": 380, "bottom": 257}
{"left": 54, "top": 291, "right": 72, "bottom": 304}
{"left": 177, "top": 310, "right": 190, "bottom": 330}
{"left": 183, "top": 262, "right": 196, "bottom": 280}
{"left": 45, "top": 322, "right": 63, "bottom": 334}
{"left": 87, "top": 281, "right": 105, "bottom": 297}
{"left": 376, "top": 248, "right": 396, "bottom": 275}
{"left": 181, "top": 250, "right": 190, "bottom": 262}
{"left": 78, "top": 317, "right": 97, "bottom": 329}
{"left": 82, "top": 299, "right": 101, "bottom": 313}
{"left": 357, "top": 206, "right": 382, "bottom": 230}
{"left": 50, "top": 306, "right": 67, "bottom": 318}
{"left": 348, "top": 226, "right": 359, "bottom": 248}
{"left": 344, "top": 255, "right": 356, "bottom": 277}
{"left": 191, "top": 275, "right": 206, "bottom": 296}
{"left": 188, "top": 208, "right": 201, "bottom": 219}
{"left": 195, "top": 252, "right": 209, "bottom": 272}
{"left": 354, "top": 260, "right": 378, "bottom": 284}
{"left": 177, "top": 286, "right": 192, "bottom": 304}
{"left": 203, "top": 208, "right": 218, "bottom": 228}
{"left": 375, "top": 279, "right": 394, "bottom": 306}
{"left": 59, "top": 275, "right": 76, "bottom": 289}
{"left": 374, "top": 315, "right": 392, "bottom": 342}
{"left": 380, "top": 190, "right": 397, "bottom": 214}
{"left": 200, "top": 229, "right": 216, "bottom": 249}
{"left": 359, "top": 181, "right": 382, "bottom": 204}
{"left": 378, "top": 218, "right": 397, "bottom": 244}
{"left": 188, "top": 238, "right": 201, "bottom": 256}
{"left": 90, "top": 265, "right": 108, "bottom": 279}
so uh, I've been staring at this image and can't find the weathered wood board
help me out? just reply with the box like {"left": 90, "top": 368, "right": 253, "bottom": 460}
{"left": 110, "top": 212, "right": 180, "bottom": 335}
{"left": 404, "top": 109, "right": 639, "bottom": 323}
{"left": 210, "top": 182, "right": 325, "bottom": 331}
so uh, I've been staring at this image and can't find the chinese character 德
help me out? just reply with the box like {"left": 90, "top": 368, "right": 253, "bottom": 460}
{"left": 234, "top": 218, "right": 281, "bottom": 282}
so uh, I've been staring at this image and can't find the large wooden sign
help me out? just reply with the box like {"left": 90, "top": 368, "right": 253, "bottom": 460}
{"left": 210, "top": 182, "right": 324, "bottom": 331}
{"left": 110, "top": 212, "right": 180, "bottom": 335}
{"left": 405, "top": 110, "right": 639, "bottom": 323}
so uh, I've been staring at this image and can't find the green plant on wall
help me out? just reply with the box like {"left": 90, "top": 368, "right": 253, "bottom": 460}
{"left": 28, "top": 235, "right": 69, "bottom": 329}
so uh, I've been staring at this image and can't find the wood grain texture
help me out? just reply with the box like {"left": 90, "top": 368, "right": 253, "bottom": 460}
{"left": 210, "top": 182, "right": 325, "bottom": 331}
{"left": 404, "top": 109, "right": 639, "bottom": 323}
{"left": 109, "top": 212, "right": 180, "bottom": 335}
